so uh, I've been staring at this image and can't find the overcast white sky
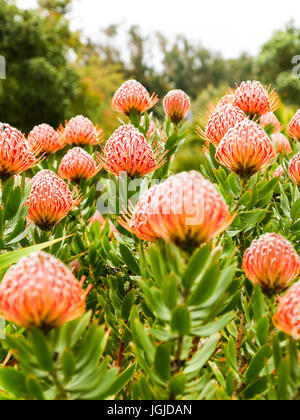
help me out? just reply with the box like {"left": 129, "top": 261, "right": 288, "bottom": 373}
{"left": 17, "top": 0, "right": 300, "bottom": 59}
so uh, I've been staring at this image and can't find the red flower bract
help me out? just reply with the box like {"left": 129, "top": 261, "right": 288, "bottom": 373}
{"left": 120, "top": 171, "right": 235, "bottom": 247}
{"left": 0, "top": 123, "right": 40, "bottom": 180}
{"left": 271, "top": 133, "right": 292, "bottom": 155}
{"left": 62, "top": 115, "right": 103, "bottom": 146}
{"left": 163, "top": 89, "right": 190, "bottom": 123}
{"left": 98, "top": 124, "right": 166, "bottom": 178}
{"left": 202, "top": 104, "right": 246, "bottom": 146}
{"left": 287, "top": 109, "right": 300, "bottom": 140}
{"left": 260, "top": 112, "right": 283, "bottom": 133}
{"left": 273, "top": 281, "right": 300, "bottom": 340}
{"left": 215, "top": 119, "right": 276, "bottom": 176}
{"left": 112, "top": 80, "right": 158, "bottom": 116}
{"left": 58, "top": 147, "right": 102, "bottom": 183}
{"left": 242, "top": 233, "right": 300, "bottom": 293}
{"left": 28, "top": 123, "right": 64, "bottom": 154}
{"left": 233, "top": 80, "right": 279, "bottom": 117}
{"left": 289, "top": 152, "right": 300, "bottom": 185}
{"left": 26, "top": 170, "right": 82, "bottom": 230}
{"left": 0, "top": 251, "right": 92, "bottom": 329}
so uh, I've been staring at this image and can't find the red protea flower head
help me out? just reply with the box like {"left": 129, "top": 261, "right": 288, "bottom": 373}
{"left": 112, "top": 80, "right": 158, "bottom": 116}
{"left": 0, "top": 251, "right": 92, "bottom": 329}
{"left": 120, "top": 171, "right": 235, "bottom": 247}
{"left": 273, "top": 281, "right": 300, "bottom": 340}
{"left": 287, "top": 109, "right": 300, "bottom": 140}
{"left": 98, "top": 124, "right": 166, "bottom": 178}
{"left": 58, "top": 147, "right": 102, "bottom": 183}
{"left": 215, "top": 119, "right": 276, "bottom": 176}
{"left": 233, "top": 80, "right": 279, "bottom": 117}
{"left": 201, "top": 104, "right": 246, "bottom": 146}
{"left": 28, "top": 123, "right": 65, "bottom": 154}
{"left": 271, "top": 133, "right": 292, "bottom": 155}
{"left": 163, "top": 89, "right": 190, "bottom": 124}
{"left": 62, "top": 115, "right": 103, "bottom": 146}
{"left": 89, "top": 211, "right": 119, "bottom": 239}
{"left": 217, "top": 94, "right": 234, "bottom": 108}
{"left": 26, "top": 170, "right": 82, "bottom": 230}
{"left": 289, "top": 152, "right": 300, "bottom": 185}
{"left": 146, "top": 120, "right": 157, "bottom": 139}
{"left": 260, "top": 112, "right": 283, "bottom": 133}
{"left": 0, "top": 123, "right": 41, "bottom": 181}
{"left": 242, "top": 233, "right": 300, "bottom": 294}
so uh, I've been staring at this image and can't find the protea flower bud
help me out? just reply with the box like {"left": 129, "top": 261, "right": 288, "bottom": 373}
{"left": 163, "top": 89, "right": 190, "bottom": 124}
{"left": 0, "top": 123, "right": 41, "bottom": 181}
{"left": 26, "top": 170, "right": 82, "bottom": 230}
{"left": 98, "top": 124, "right": 166, "bottom": 178}
{"left": 273, "top": 281, "right": 300, "bottom": 340}
{"left": 233, "top": 80, "right": 279, "bottom": 117}
{"left": 287, "top": 109, "right": 300, "bottom": 140}
{"left": 28, "top": 123, "right": 64, "bottom": 154}
{"left": 58, "top": 147, "right": 102, "bottom": 183}
{"left": 289, "top": 152, "right": 300, "bottom": 185}
{"left": 62, "top": 115, "right": 103, "bottom": 146}
{"left": 112, "top": 80, "right": 158, "bottom": 116}
{"left": 273, "top": 165, "right": 284, "bottom": 178}
{"left": 89, "top": 211, "right": 119, "bottom": 238}
{"left": 271, "top": 133, "right": 292, "bottom": 155}
{"left": 0, "top": 251, "right": 92, "bottom": 329}
{"left": 260, "top": 112, "right": 283, "bottom": 133}
{"left": 215, "top": 119, "right": 276, "bottom": 176}
{"left": 242, "top": 233, "right": 300, "bottom": 294}
{"left": 217, "top": 94, "right": 234, "bottom": 107}
{"left": 120, "top": 171, "right": 235, "bottom": 247}
{"left": 202, "top": 104, "right": 246, "bottom": 146}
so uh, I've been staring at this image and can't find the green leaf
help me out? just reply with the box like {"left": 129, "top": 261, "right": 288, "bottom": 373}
{"left": 272, "top": 335, "right": 282, "bottom": 370}
{"left": 245, "top": 347, "right": 267, "bottom": 384}
{"left": 193, "top": 312, "right": 235, "bottom": 337}
{"left": 169, "top": 373, "right": 187, "bottom": 397}
{"left": 252, "top": 286, "right": 265, "bottom": 322}
{"left": 107, "top": 363, "right": 136, "bottom": 397}
{"left": 0, "top": 368, "right": 28, "bottom": 398}
{"left": 182, "top": 244, "right": 210, "bottom": 289}
{"left": 61, "top": 350, "right": 76, "bottom": 382}
{"left": 256, "top": 317, "right": 269, "bottom": 346}
{"left": 25, "top": 375, "right": 45, "bottom": 400}
{"left": 188, "top": 265, "right": 220, "bottom": 306}
{"left": 184, "top": 333, "right": 220, "bottom": 375}
{"left": 29, "top": 329, "right": 54, "bottom": 372}
{"left": 121, "top": 290, "right": 135, "bottom": 321}
{"left": 162, "top": 274, "right": 178, "bottom": 310}
{"left": 154, "top": 344, "right": 171, "bottom": 382}
{"left": 243, "top": 376, "right": 268, "bottom": 399}
{"left": 119, "top": 244, "right": 140, "bottom": 275}
{"left": 277, "top": 360, "right": 289, "bottom": 400}
{"left": 171, "top": 305, "right": 191, "bottom": 336}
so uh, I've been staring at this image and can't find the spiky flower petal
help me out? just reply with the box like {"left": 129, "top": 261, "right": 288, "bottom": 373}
{"left": 0, "top": 123, "right": 40, "bottom": 180}
{"left": 98, "top": 124, "right": 166, "bottom": 178}
{"left": 289, "top": 152, "right": 300, "bottom": 185}
{"left": 260, "top": 112, "right": 283, "bottom": 133}
{"left": 62, "top": 116, "right": 103, "bottom": 146}
{"left": 287, "top": 109, "right": 300, "bottom": 140}
{"left": 233, "top": 80, "right": 279, "bottom": 117}
{"left": 58, "top": 147, "right": 102, "bottom": 183}
{"left": 120, "top": 171, "right": 235, "bottom": 247}
{"left": 271, "top": 133, "right": 292, "bottom": 155}
{"left": 0, "top": 251, "right": 91, "bottom": 329}
{"left": 26, "top": 170, "right": 82, "bottom": 230}
{"left": 163, "top": 89, "right": 190, "bottom": 123}
{"left": 112, "top": 80, "right": 158, "bottom": 116}
{"left": 28, "top": 123, "right": 64, "bottom": 154}
{"left": 215, "top": 119, "right": 276, "bottom": 176}
{"left": 242, "top": 233, "right": 300, "bottom": 293}
{"left": 273, "top": 281, "right": 300, "bottom": 340}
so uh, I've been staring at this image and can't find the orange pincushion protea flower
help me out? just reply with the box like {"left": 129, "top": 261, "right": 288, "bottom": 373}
{"left": 58, "top": 147, "right": 102, "bottom": 183}
{"left": 112, "top": 80, "right": 158, "bottom": 116}
{"left": 215, "top": 119, "right": 276, "bottom": 176}
{"left": 28, "top": 123, "right": 65, "bottom": 154}
{"left": 273, "top": 281, "right": 300, "bottom": 340}
{"left": 26, "top": 170, "right": 82, "bottom": 230}
{"left": 242, "top": 233, "right": 300, "bottom": 293}
{"left": 233, "top": 80, "right": 279, "bottom": 117}
{"left": 120, "top": 171, "right": 235, "bottom": 247}
{"left": 200, "top": 104, "right": 246, "bottom": 146}
{"left": 271, "top": 133, "right": 292, "bottom": 155}
{"left": 62, "top": 115, "right": 103, "bottom": 146}
{"left": 287, "top": 109, "right": 300, "bottom": 140}
{"left": 163, "top": 89, "right": 190, "bottom": 123}
{"left": 0, "top": 251, "right": 92, "bottom": 329}
{"left": 0, "top": 123, "right": 41, "bottom": 180}
{"left": 260, "top": 112, "right": 283, "bottom": 133}
{"left": 98, "top": 124, "right": 166, "bottom": 178}
{"left": 89, "top": 211, "right": 119, "bottom": 238}
{"left": 289, "top": 152, "right": 300, "bottom": 185}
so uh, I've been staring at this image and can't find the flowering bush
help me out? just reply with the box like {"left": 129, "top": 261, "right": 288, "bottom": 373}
{"left": 0, "top": 80, "right": 299, "bottom": 401}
